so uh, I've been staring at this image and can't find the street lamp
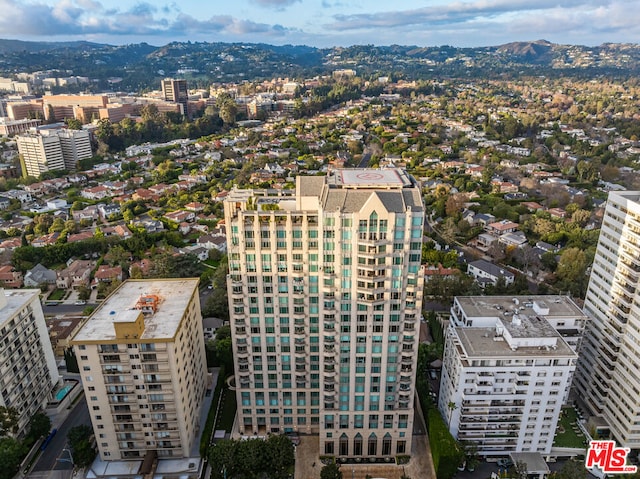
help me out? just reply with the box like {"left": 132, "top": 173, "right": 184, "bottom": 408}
{"left": 57, "top": 448, "right": 74, "bottom": 466}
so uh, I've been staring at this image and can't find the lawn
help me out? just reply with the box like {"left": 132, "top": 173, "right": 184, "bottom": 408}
{"left": 48, "top": 288, "right": 66, "bottom": 301}
{"left": 554, "top": 407, "right": 589, "bottom": 448}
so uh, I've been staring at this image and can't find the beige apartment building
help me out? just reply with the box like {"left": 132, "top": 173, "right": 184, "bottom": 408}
{"left": 71, "top": 279, "right": 207, "bottom": 461}
{"left": 574, "top": 191, "right": 640, "bottom": 450}
{"left": 17, "top": 128, "right": 92, "bottom": 177}
{"left": 0, "top": 288, "right": 59, "bottom": 436}
{"left": 224, "top": 168, "right": 424, "bottom": 460}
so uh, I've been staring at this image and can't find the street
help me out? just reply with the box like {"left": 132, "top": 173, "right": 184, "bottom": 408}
{"left": 31, "top": 397, "right": 91, "bottom": 473}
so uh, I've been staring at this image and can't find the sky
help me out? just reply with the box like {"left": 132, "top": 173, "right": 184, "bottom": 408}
{"left": 0, "top": 0, "right": 639, "bottom": 48}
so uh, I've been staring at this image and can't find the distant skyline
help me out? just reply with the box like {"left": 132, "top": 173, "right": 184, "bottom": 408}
{"left": 0, "top": 0, "right": 639, "bottom": 48}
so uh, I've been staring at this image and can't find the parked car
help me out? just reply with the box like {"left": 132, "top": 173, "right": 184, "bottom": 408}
{"left": 75, "top": 300, "right": 87, "bottom": 305}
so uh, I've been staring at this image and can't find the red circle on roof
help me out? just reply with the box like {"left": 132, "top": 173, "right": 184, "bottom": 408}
{"left": 356, "top": 172, "right": 384, "bottom": 180}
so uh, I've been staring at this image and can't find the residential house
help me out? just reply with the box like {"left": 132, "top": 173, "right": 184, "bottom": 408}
{"left": 548, "top": 208, "right": 567, "bottom": 219}
{"left": 46, "top": 316, "right": 84, "bottom": 356}
{"left": 165, "top": 210, "right": 196, "bottom": 224}
{"left": 202, "top": 317, "right": 225, "bottom": 341}
{"left": 67, "top": 231, "right": 94, "bottom": 243}
{"left": 31, "top": 232, "right": 60, "bottom": 247}
{"left": 102, "top": 224, "right": 132, "bottom": 239}
{"left": 475, "top": 232, "right": 498, "bottom": 251}
{"left": 185, "top": 202, "right": 205, "bottom": 212}
{"left": 473, "top": 213, "right": 496, "bottom": 228}
{"left": 423, "top": 263, "right": 459, "bottom": 282}
{"left": 93, "top": 265, "right": 123, "bottom": 287}
{"left": 180, "top": 245, "right": 209, "bottom": 261}
{"left": 72, "top": 205, "right": 99, "bottom": 222}
{"left": 80, "top": 185, "right": 111, "bottom": 201}
{"left": 498, "top": 231, "right": 528, "bottom": 248}
{"left": 0, "top": 265, "right": 23, "bottom": 288}
{"left": 486, "top": 220, "right": 519, "bottom": 236}
{"left": 133, "top": 219, "right": 165, "bottom": 233}
{"left": 97, "top": 203, "right": 121, "bottom": 220}
{"left": 24, "top": 263, "right": 57, "bottom": 287}
{"left": 0, "top": 196, "right": 10, "bottom": 210}
{"left": 56, "top": 259, "right": 94, "bottom": 289}
{"left": 0, "top": 237, "right": 22, "bottom": 251}
{"left": 467, "top": 259, "right": 515, "bottom": 288}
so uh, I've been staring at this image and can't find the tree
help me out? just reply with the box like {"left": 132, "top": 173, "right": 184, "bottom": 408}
{"left": 554, "top": 459, "right": 589, "bottom": 479}
{"left": 0, "top": 406, "right": 19, "bottom": 437}
{"left": 68, "top": 424, "right": 96, "bottom": 468}
{"left": 447, "top": 401, "right": 457, "bottom": 428}
{"left": 0, "top": 437, "right": 24, "bottom": 479}
{"left": 556, "top": 247, "right": 587, "bottom": 283}
{"left": 320, "top": 462, "right": 343, "bottom": 479}
{"left": 27, "top": 412, "right": 51, "bottom": 441}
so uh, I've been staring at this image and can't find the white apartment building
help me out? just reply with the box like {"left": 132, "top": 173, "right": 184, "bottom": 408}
{"left": 17, "top": 132, "right": 64, "bottom": 177}
{"left": 0, "top": 288, "right": 59, "bottom": 436}
{"left": 224, "top": 169, "right": 424, "bottom": 460}
{"left": 71, "top": 279, "right": 207, "bottom": 461}
{"left": 16, "top": 128, "right": 92, "bottom": 177}
{"left": 574, "top": 191, "right": 640, "bottom": 448}
{"left": 440, "top": 296, "right": 582, "bottom": 456}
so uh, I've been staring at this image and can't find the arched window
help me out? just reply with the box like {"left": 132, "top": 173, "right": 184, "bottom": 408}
{"left": 382, "top": 433, "right": 392, "bottom": 456}
{"left": 353, "top": 433, "right": 363, "bottom": 456}
{"left": 339, "top": 433, "right": 349, "bottom": 456}
{"left": 368, "top": 433, "right": 377, "bottom": 456}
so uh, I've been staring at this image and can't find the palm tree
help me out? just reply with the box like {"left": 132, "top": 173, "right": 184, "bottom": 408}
{"left": 447, "top": 401, "right": 458, "bottom": 428}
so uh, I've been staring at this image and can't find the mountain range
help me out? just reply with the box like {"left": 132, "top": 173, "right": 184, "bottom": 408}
{"left": 0, "top": 39, "right": 638, "bottom": 90}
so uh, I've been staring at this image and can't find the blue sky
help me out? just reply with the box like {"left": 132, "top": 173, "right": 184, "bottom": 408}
{"left": 0, "top": 0, "right": 638, "bottom": 47}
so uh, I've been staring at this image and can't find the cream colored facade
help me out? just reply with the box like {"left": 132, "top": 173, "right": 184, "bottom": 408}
{"left": 224, "top": 169, "right": 424, "bottom": 460}
{"left": 16, "top": 128, "right": 92, "bottom": 177}
{"left": 71, "top": 279, "right": 207, "bottom": 461}
{"left": 574, "top": 191, "right": 640, "bottom": 448}
{"left": 0, "top": 288, "right": 59, "bottom": 436}
{"left": 17, "top": 132, "right": 64, "bottom": 177}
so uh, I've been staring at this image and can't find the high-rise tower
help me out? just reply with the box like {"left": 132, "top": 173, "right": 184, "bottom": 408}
{"left": 224, "top": 168, "right": 424, "bottom": 459}
{"left": 161, "top": 79, "right": 188, "bottom": 116}
{"left": 574, "top": 191, "right": 640, "bottom": 448}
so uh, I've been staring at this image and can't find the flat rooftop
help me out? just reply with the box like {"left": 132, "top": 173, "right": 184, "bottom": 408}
{"left": 0, "top": 288, "right": 40, "bottom": 327}
{"left": 330, "top": 168, "right": 413, "bottom": 188}
{"left": 455, "top": 295, "right": 585, "bottom": 319}
{"left": 455, "top": 326, "right": 576, "bottom": 358}
{"left": 72, "top": 279, "right": 199, "bottom": 342}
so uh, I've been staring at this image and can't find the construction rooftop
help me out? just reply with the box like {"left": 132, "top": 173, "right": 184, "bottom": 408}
{"left": 71, "top": 279, "right": 199, "bottom": 342}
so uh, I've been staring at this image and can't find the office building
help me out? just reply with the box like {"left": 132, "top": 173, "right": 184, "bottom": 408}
{"left": 574, "top": 191, "right": 640, "bottom": 448}
{"left": 224, "top": 168, "right": 424, "bottom": 460}
{"left": 440, "top": 296, "right": 582, "bottom": 456}
{"left": 16, "top": 128, "right": 92, "bottom": 177}
{"left": 161, "top": 79, "right": 188, "bottom": 116}
{"left": 0, "top": 288, "right": 59, "bottom": 436}
{"left": 71, "top": 279, "right": 208, "bottom": 460}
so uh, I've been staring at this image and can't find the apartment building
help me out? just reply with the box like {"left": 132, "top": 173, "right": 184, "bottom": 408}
{"left": 440, "top": 296, "right": 582, "bottom": 456}
{"left": 574, "top": 191, "right": 640, "bottom": 448}
{"left": 224, "top": 168, "right": 424, "bottom": 460}
{"left": 71, "top": 279, "right": 207, "bottom": 461}
{"left": 16, "top": 128, "right": 92, "bottom": 177}
{"left": 0, "top": 288, "right": 59, "bottom": 436}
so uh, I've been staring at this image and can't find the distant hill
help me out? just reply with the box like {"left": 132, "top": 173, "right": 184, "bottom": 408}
{"left": 495, "top": 40, "right": 554, "bottom": 62}
{"left": 0, "top": 39, "right": 108, "bottom": 54}
{"left": 1, "top": 38, "right": 640, "bottom": 91}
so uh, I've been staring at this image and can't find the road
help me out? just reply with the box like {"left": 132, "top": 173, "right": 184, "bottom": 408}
{"left": 32, "top": 397, "right": 91, "bottom": 473}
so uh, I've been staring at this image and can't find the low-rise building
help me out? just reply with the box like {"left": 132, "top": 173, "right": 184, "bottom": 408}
{"left": 467, "top": 259, "right": 515, "bottom": 288}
